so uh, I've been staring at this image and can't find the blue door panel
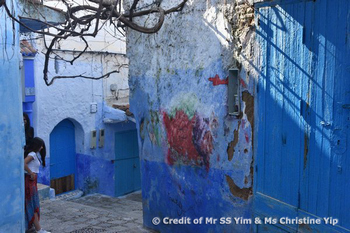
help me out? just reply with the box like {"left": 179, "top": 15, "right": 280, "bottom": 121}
{"left": 256, "top": 224, "right": 293, "bottom": 233}
{"left": 255, "top": 0, "right": 350, "bottom": 232}
{"left": 115, "top": 130, "right": 139, "bottom": 160}
{"left": 115, "top": 130, "right": 141, "bottom": 196}
{"left": 255, "top": 193, "right": 298, "bottom": 232}
{"left": 50, "top": 119, "right": 76, "bottom": 180}
{"left": 115, "top": 159, "right": 135, "bottom": 196}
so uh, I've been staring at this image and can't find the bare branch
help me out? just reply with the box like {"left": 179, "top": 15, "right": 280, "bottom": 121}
{"left": 1, "top": 0, "right": 188, "bottom": 85}
{"left": 46, "top": 65, "right": 127, "bottom": 85}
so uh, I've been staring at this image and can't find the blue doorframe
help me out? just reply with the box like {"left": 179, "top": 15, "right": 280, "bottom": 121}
{"left": 50, "top": 119, "right": 76, "bottom": 190}
{"left": 255, "top": 1, "right": 350, "bottom": 232}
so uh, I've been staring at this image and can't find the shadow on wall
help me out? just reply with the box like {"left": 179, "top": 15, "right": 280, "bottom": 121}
{"left": 253, "top": 1, "right": 350, "bottom": 232}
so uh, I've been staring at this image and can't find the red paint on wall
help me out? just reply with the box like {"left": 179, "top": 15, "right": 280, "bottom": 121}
{"left": 163, "top": 110, "right": 213, "bottom": 170}
{"left": 240, "top": 79, "right": 247, "bottom": 88}
{"left": 208, "top": 74, "right": 228, "bottom": 86}
{"left": 163, "top": 110, "right": 199, "bottom": 161}
{"left": 245, "top": 133, "right": 249, "bottom": 143}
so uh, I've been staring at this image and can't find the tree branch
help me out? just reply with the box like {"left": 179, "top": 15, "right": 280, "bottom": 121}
{"left": 1, "top": 0, "right": 188, "bottom": 85}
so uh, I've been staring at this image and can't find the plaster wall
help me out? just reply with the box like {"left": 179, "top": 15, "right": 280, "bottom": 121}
{"left": 30, "top": 37, "right": 133, "bottom": 195}
{"left": 125, "top": 0, "right": 257, "bottom": 232}
{"left": 0, "top": 0, "right": 25, "bottom": 231}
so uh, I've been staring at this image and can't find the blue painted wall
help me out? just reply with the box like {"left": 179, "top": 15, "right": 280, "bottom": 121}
{"left": 129, "top": 59, "right": 255, "bottom": 232}
{"left": 76, "top": 153, "right": 115, "bottom": 196}
{"left": 0, "top": 1, "right": 25, "bottom": 231}
{"left": 76, "top": 121, "right": 137, "bottom": 196}
{"left": 22, "top": 57, "right": 36, "bottom": 122}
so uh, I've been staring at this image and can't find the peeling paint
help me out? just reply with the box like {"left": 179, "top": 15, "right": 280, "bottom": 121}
{"left": 242, "top": 90, "right": 254, "bottom": 146}
{"left": 225, "top": 175, "right": 251, "bottom": 201}
{"left": 227, "top": 142, "right": 235, "bottom": 161}
{"left": 227, "top": 121, "right": 241, "bottom": 161}
{"left": 242, "top": 90, "right": 254, "bottom": 200}
{"left": 244, "top": 176, "right": 249, "bottom": 185}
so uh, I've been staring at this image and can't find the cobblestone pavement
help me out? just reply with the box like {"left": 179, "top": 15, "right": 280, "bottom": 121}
{"left": 40, "top": 192, "right": 155, "bottom": 233}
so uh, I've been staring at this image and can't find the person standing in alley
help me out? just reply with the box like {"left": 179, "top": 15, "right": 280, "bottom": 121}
{"left": 24, "top": 137, "right": 50, "bottom": 233}
{"left": 23, "top": 113, "right": 34, "bottom": 146}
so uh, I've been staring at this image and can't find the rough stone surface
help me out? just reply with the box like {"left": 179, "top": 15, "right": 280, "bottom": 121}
{"left": 40, "top": 192, "right": 154, "bottom": 233}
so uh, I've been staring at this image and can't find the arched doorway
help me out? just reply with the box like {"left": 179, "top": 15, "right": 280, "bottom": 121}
{"left": 50, "top": 119, "right": 76, "bottom": 195}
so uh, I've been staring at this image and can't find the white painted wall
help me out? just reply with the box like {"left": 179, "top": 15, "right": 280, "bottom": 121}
{"left": 28, "top": 34, "right": 128, "bottom": 159}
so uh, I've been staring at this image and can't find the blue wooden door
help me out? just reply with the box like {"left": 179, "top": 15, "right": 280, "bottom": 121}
{"left": 255, "top": 1, "right": 350, "bottom": 232}
{"left": 50, "top": 119, "right": 76, "bottom": 194}
{"left": 115, "top": 130, "right": 141, "bottom": 196}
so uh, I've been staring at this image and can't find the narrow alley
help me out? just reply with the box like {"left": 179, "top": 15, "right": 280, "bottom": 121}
{"left": 39, "top": 192, "right": 153, "bottom": 233}
{"left": 2, "top": 0, "right": 350, "bottom": 232}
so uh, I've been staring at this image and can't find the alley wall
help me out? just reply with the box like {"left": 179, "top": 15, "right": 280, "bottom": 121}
{"left": 125, "top": 0, "right": 257, "bottom": 232}
{"left": 29, "top": 36, "right": 132, "bottom": 196}
{"left": 0, "top": 0, "right": 25, "bottom": 231}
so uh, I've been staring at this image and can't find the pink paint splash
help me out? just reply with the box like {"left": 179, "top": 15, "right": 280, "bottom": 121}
{"left": 208, "top": 74, "right": 228, "bottom": 86}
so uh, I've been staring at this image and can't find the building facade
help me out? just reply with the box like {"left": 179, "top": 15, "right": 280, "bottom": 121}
{"left": 125, "top": 0, "right": 350, "bottom": 232}
{"left": 22, "top": 32, "right": 141, "bottom": 196}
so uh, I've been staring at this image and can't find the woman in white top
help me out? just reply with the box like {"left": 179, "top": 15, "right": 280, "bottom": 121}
{"left": 24, "top": 137, "right": 50, "bottom": 233}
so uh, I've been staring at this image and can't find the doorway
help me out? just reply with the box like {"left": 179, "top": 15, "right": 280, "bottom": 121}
{"left": 255, "top": 1, "right": 350, "bottom": 232}
{"left": 50, "top": 119, "right": 76, "bottom": 195}
{"left": 114, "top": 130, "right": 141, "bottom": 196}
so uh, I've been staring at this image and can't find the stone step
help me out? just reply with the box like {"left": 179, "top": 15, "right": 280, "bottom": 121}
{"left": 37, "top": 183, "right": 51, "bottom": 200}
{"left": 55, "top": 189, "right": 84, "bottom": 201}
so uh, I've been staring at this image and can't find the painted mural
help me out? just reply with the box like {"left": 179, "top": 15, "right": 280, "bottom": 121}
{"left": 163, "top": 108, "right": 213, "bottom": 170}
{"left": 128, "top": 61, "right": 255, "bottom": 232}
{"left": 124, "top": 0, "right": 258, "bottom": 231}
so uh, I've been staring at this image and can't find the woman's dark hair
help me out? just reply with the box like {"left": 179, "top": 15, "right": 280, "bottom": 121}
{"left": 23, "top": 113, "right": 34, "bottom": 144}
{"left": 23, "top": 113, "right": 30, "bottom": 130}
{"left": 24, "top": 137, "right": 46, "bottom": 167}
